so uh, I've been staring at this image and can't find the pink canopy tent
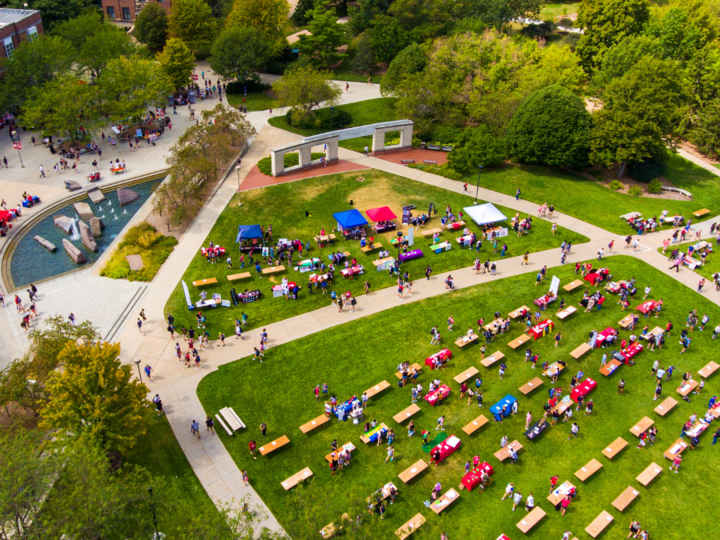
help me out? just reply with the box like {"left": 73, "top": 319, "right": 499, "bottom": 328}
{"left": 365, "top": 206, "right": 397, "bottom": 222}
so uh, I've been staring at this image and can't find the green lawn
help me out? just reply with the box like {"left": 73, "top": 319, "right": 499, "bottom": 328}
{"left": 267, "top": 97, "right": 398, "bottom": 151}
{"left": 197, "top": 256, "right": 720, "bottom": 540}
{"left": 540, "top": 2, "right": 580, "bottom": 19}
{"left": 226, "top": 91, "right": 279, "bottom": 112}
{"left": 657, "top": 240, "right": 720, "bottom": 282}
{"left": 165, "top": 170, "right": 588, "bottom": 334}
{"left": 466, "top": 155, "right": 719, "bottom": 235}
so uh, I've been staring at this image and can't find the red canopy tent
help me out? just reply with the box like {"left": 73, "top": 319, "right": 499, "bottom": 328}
{"left": 365, "top": 206, "right": 397, "bottom": 222}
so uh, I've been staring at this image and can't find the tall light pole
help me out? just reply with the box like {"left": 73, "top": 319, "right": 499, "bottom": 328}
{"left": 330, "top": 106, "right": 334, "bottom": 130}
{"left": 236, "top": 164, "right": 243, "bottom": 207}
{"left": 11, "top": 131, "right": 24, "bottom": 168}
{"left": 148, "top": 487, "right": 160, "bottom": 538}
{"left": 474, "top": 165, "right": 484, "bottom": 204}
{"left": 134, "top": 359, "right": 142, "bottom": 383}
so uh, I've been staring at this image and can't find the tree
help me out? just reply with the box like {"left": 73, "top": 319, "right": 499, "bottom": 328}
{"left": 453, "top": 0, "right": 542, "bottom": 29}
{"left": 351, "top": 32, "right": 376, "bottom": 75}
{"left": 51, "top": 9, "right": 105, "bottom": 50}
{"left": 291, "top": 0, "right": 314, "bottom": 25}
{"left": 447, "top": 125, "right": 507, "bottom": 174}
{"left": 296, "top": 0, "right": 348, "bottom": 67}
{"left": 158, "top": 37, "right": 195, "bottom": 91}
{"left": 575, "top": 0, "right": 651, "bottom": 73}
{"left": 590, "top": 57, "right": 689, "bottom": 176}
{"left": 272, "top": 66, "right": 342, "bottom": 120}
{"left": 348, "top": 0, "right": 392, "bottom": 35}
{"left": 0, "top": 358, "right": 47, "bottom": 419}
{"left": 169, "top": 0, "right": 216, "bottom": 50}
{"left": 78, "top": 26, "right": 137, "bottom": 79}
{"left": 134, "top": 2, "right": 169, "bottom": 52}
{"left": 646, "top": 0, "right": 718, "bottom": 62}
{"left": 225, "top": 0, "right": 289, "bottom": 53}
{"left": 507, "top": 85, "right": 593, "bottom": 168}
{"left": 380, "top": 42, "right": 426, "bottom": 96}
{"left": 687, "top": 99, "right": 720, "bottom": 159}
{"left": 591, "top": 35, "right": 661, "bottom": 91}
{"left": 367, "top": 14, "right": 409, "bottom": 64}
{"left": 9, "top": 0, "right": 92, "bottom": 31}
{"left": 209, "top": 26, "right": 272, "bottom": 82}
{"left": 40, "top": 341, "right": 151, "bottom": 454}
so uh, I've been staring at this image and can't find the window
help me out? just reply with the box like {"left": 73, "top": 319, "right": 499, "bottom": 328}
{"left": 106, "top": 6, "right": 115, "bottom": 18}
{"left": 3, "top": 37, "right": 13, "bottom": 58}
{"left": 27, "top": 26, "right": 38, "bottom": 41}
{"left": 122, "top": 7, "right": 131, "bottom": 19}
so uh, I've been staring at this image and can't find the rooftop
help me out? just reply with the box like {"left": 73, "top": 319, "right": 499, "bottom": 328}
{"left": 0, "top": 8, "right": 39, "bottom": 28}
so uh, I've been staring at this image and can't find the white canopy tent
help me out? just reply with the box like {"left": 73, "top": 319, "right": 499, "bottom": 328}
{"left": 463, "top": 203, "right": 508, "bottom": 226}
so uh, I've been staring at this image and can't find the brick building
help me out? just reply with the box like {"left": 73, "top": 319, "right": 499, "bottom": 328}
{"left": 102, "top": 0, "right": 172, "bottom": 24}
{"left": 0, "top": 8, "right": 42, "bottom": 62}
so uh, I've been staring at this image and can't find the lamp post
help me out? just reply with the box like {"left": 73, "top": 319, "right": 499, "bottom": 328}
{"left": 474, "top": 165, "right": 484, "bottom": 205}
{"left": 11, "top": 131, "right": 24, "bottom": 168}
{"left": 148, "top": 487, "right": 160, "bottom": 538}
{"left": 236, "top": 165, "right": 243, "bottom": 207}
{"left": 134, "top": 359, "right": 142, "bottom": 383}
{"left": 330, "top": 106, "right": 334, "bottom": 130}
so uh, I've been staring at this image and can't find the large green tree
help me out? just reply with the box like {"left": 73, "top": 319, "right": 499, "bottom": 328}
{"left": 447, "top": 125, "right": 507, "bottom": 174}
{"left": 591, "top": 35, "right": 662, "bottom": 91}
{"left": 134, "top": 2, "right": 169, "bottom": 52}
{"left": 380, "top": 42, "right": 426, "bottom": 96}
{"left": 210, "top": 25, "right": 272, "bottom": 81}
{"left": 367, "top": 14, "right": 409, "bottom": 64}
{"left": 225, "top": 0, "right": 289, "bottom": 54}
{"left": 351, "top": 32, "right": 376, "bottom": 75}
{"left": 453, "top": 0, "right": 542, "bottom": 29}
{"left": 9, "top": 0, "right": 91, "bottom": 31}
{"left": 575, "top": 0, "right": 651, "bottom": 73}
{"left": 272, "top": 66, "right": 341, "bottom": 118}
{"left": 51, "top": 9, "right": 105, "bottom": 50}
{"left": 78, "top": 25, "right": 137, "bottom": 79}
{"left": 296, "top": 0, "right": 348, "bottom": 67}
{"left": 646, "top": 0, "right": 718, "bottom": 62}
{"left": 158, "top": 37, "right": 195, "bottom": 91}
{"left": 507, "top": 85, "right": 593, "bottom": 168}
{"left": 169, "top": 0, "right": 216, "bottom": 50}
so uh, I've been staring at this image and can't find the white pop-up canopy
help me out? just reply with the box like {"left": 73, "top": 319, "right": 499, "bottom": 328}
{"left": 463, "top": 203, "right": 508, "bottom": 226}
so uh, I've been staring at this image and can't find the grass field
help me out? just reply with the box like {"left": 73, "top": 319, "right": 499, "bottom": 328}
{"left": 465, "top": 155, "right": 718, "bottom": 235}
{"left": 657, "top": 240, "right": 720, "bottom": 282}
{"left": 540, "top": 2, "right": 580, "bottom": 19}
{"left": 165, "top": 169, "right": 588, "bottom": 334}
{"left": 226, "top": 91, "right": 278, "bottom": 112}
{"left": 197, "top": 256, "right": 720, "bottom": 540}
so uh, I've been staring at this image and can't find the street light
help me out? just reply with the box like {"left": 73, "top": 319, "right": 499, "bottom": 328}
{"left": 148, "top": 487, "right": 161, "bottom": 539}
{"left": 330, "top": 106, "right": 334, "bottom": 131}
{"left": 134, "top": 359, "right": 142, "bottom": 383}
{"left": 474, "top": 165, "right": 484, "bottom": 205}
{"left": 236, "top": 165, "right": 243, "bottom": 207}
{"left": 11, "top": 131, "right": 24, "bottom": 168}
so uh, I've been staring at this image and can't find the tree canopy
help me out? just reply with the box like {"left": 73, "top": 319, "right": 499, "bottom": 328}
{"left": 296, "top": 0, "right": 348, "bottom": 67}
{"left": 169, "top": 0, "right": 216, "bottom": 50}
{"left": 158, "top": 37, "right": 195, "bottom": 91}
{"left": 134, "top": 2, "right": 169, "bottom": 52}
{"left": 272, "top": 66, "right": 342, "bottom": 116}
{"left": 210, "top": 26, "right": 272, "bottom": 81}
{"left": 225, "top": 0, "right": 290, "bottom": 54}
{"left": 447, "top": 125, "right": 507, "bottom": 174}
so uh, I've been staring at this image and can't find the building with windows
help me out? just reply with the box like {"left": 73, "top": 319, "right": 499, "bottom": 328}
{"left": 102, "top": 0, "right": 172, "bottom": 24}
{"left": 0, "top": 8, "right": 42, "bottom": 63}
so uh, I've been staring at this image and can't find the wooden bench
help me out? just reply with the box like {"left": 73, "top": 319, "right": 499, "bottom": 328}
{"left": 570, "top": 343, "right": 591, "bottom": 360}
{"left": 519, "top": 377, "right": 543, "bottom": 395}
{"left": 542, "top": 362, "right": 565, "bottom": 379}
{"left": 281, "top": 467, "right": 313, "bottom": 490}
{"left": 261, "top": 265, "right": 285, "bottom": 275}
{"left": 636, "top": 462, "right": 663, "bottom": 486}
{"left": 395, "top": 363, "right": 422, "bottom": 380}
{"left": 585, "top": 510, "right": 614, "bottom": 538}
{"left": 654, "top": 396, "right": 678, "bottom": 416}
{"left": 557, "top": 306, "right": 577, "bottom": 320}
{"left": 421, "top": 227, "right": 443, "bottom": 238}
{"left": 618, "top": 314, "right": 634, "bottom": 329}
{"left": 454, "top": 367, "right": 479, "bottom": 385}
{"left": 299, "top": 414, "right": 330, "bottom": 434}
{"left": 423, "top": 159, "right": 437, "bottom": 165}
{"left": 219, "top": 407, "right": 246, "bottom": 431}
{"left": 509, "top": 306, "right": 530, "bottom": 319}
{"left": 395, "top": 513, "right": 426, "bottom": 539}
{"left": 365, "top": 380, "right": 390, "bottom": 398}
{"left": 193, "top": 277, "right": 217, "bottom": 287}
{"left": 393, "top": 404, "right": 421, "bottom": 424}
{"left": 455, "top": 334, "right": 479, "bottom": 348}
{"left": 462, "top": 415, "right": 489, "bottom": 436}
{"left": 320, "top": 513, "right": 350, "bottom": 538}
{"left": 508, "top": 334, "right": 531, "bottom": 350}
{"left": 602, "top": 437, "right": 628, "bottom": 459}
{"left": 398, "top": 460, "right": 429, "bottom": 483}
{"left": 360, "top": 243, "right": 382, "bottom": 253}
{"left": 430, "top": 488, "right": 459, "bottom": 514}
{"left": 495, "top": 440, "right": 523, "bottom": 462}
{"left": 599, "top": 359, "right": 622, "bottom": 376}
{"left": 227, "top": 272, "right": 251, "bottom": 281}
{"left": 516, "top": 506, "right": 546, "bottom": 533}
{"left": 612, "top": 486, "right": 639, "bottom": 512}
{"left": 663, "top": 438, "right": 688, "bottom": 461}
{"left": 575, "top": 458, "right": 603, "bottom": 482}
{"left": 699, "top": 361, "right": 720, "bottom": 379}
{"left": 693, "top": 208, "right": 710, "bottom": 217}
{"left": 548, "top": 481, "right": 575, "bottom": 506}
{"left": 677, "top": 379, "right": 699, "bottom": 397}
{"left": 481, "top": 351, "right": 505, "bottom": 368}
{"left": 215, "top": 414, "right": 233, "bottom": 436}
{"left": 563, "top": 279, "right": 583, "bottom": 292}
{"left": 629, "top": 416, "right": 654, "bottom": 437}
{"left": 326, "top": 442, "right": 355, "bottom": 463}
{"left": 259, "top": 435, "right": 290, "bottom": 456}
{"left": 401, "top": 159, "right": 415, "bottom": 164}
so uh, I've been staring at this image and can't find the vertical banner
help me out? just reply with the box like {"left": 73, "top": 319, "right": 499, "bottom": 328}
{"left": 182, "top": 280, "right": 193, "bottom": 309}
{"left": 407, "top": 226, "right": 415, "bottom": 247}
{"left": 549, "top": 276, "right": 560, "bottom": 296}
{"left": 402, "top": 205, "right": 412, "bottom": 225}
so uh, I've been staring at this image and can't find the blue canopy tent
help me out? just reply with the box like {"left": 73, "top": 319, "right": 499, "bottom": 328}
{"left": 333, "top": 209, "right": 368, "bottom": 231}
{"left": 490, "top": 394, "right": 517, "bottom": 421}
{"left": 235, "top": 224, "right": 264, "bottom": 244}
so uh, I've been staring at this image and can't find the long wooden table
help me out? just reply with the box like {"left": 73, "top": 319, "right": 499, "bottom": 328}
{"left": 261, "top": 265, "right": 285, "bottom": 275}
{"left": 326, "top": 442, "right": 355, "bottom": 463}
{"left": 699, "top": 361, "right": 720, "bottom": 379}
{"left": 563, "top": 279, "right": 583, "bottom": 292}
{"left": 393, "top": 404, "right": 421, "bottom": 424}
{"left": 570, "top": 342, "right": 592, "bottom": 360}
{"left": 320, "top": 513, "right": 350, "bottom": 538}
{"left": 575, "top": 458, "right": 603, "bottom": 482}
{"left": 602, "top": 437, "right": 628, "bottom": 459}
{"left": 618, "top": 314, "right": 634, "bottom": 329}
{"left": 421, "top": 227, "right": 443, "bottom": 237}
{"left": 462, "top": 415, "right": 489, "bottom": 435}
{"left": 361, "top": 242, "right": 382, "bottom": 253}
{"left": 398, "top": 460, "right": 429, "bottom": 483}
{"left": 281, "top": 467, "right": 313, "bottom": 490}
{"left": 429, "top": 488, "right": 460, "bottom": 514}
{"left": 299, "top": 414, "right": 330, "bottom": 434}
{"left": 516, "top": 506, "right": 546, "bottom": 533}
{"left": 481, "top": 351, "right": 505, "bottom": 367}
{"left": 495, "top": 440, "right": 523, "bottom": 462}
{"left": 557, "top": 306, "right": 577, "bottom": 320}
{"left": 227, "top": 272, "right": 251, "bottom": 281}
{"left": 509, "top": 305, "right": 530, "bottom": 319}
{"left": 599, "top": 359, "right": 622, "bottom": 376}
{"left": 455, "top": 333, "right": 479, "bottom": 348}
{"left": 192, "top": 277, "right": 217, "bottom": 287}
{"left": 654, "top": 396, "right": 678, "bottom": 416}
{"left": 585, "top": 510, "right": 614, "bottom": 538}
{"left": 395, "top": 363, "right": 422, "bottom": 380}
{"left": 454, "top": 366, "right": 479, "bottom": 384}
{"left": 519, "top": 377, "right": 543, "bottom": 395}
{"left": 677, "top": 379, "right": 699, "bottom": 397}
{"left": 259, "top": 435, "right": 290, "bottom": 456}
{"left": 612, "top": 486, "right": 639, "bottom": 512}
{"left": 508, "top": 334, "right": 531, "bottom": 349}
{"left": 636, "top": 462, "right": 663, "bottom": 486}
{"left": 548, "top": 480, "right": 575, "bottom": 506}
{"left": 395, "top": 513, "right": 425, "bottom": 539}
{"left": 629, "top": 416, "right": 654, "bottom": 437}
{"left": 663, "top": 438, "right": 689, "bottom": 461}
{"left": 365, "top": 380, "right": 391, "bottom": 398}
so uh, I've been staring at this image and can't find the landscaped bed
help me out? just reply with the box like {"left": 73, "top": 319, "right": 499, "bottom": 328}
{"left": 198, "top": 256, "right": 720, "bottom": 539}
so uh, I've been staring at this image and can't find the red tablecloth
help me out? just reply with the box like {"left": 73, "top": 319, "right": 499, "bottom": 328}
{"left": 636, "top": 300, "right": 659, "bottom": 314}
{"left": 425, "top": 349, "right": 452, "bottom": 369}
{"left": 534, "top": 293, "right": 557, "bottom": 306}
{"left": 424, "top": 384, "right": 450, "bottom": 406}
{"left": 431, "top": 434, "right": 461, "bottom": 464}
{"left": 594, "top": 327, "right": 617, "bottom": 348}
{"left": 571, "top": 378, "right": 597, "bottom": 403}
{"left": 446, "top": 222, "right": 463, "bottom": 230}
{"left": 340, "top": 265, "right": 363, "bottom": 277}
{"left": 621, "top": 342, "right": 643, "bottom": 363}
{"left": 461, "top": 462, "right": 494, "bottom": 491}
{"left": 528, "top": 319, "right": 554, "bottom": 340}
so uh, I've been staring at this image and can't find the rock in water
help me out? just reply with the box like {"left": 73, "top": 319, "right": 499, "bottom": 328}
{"left": 62, "top": 239, "right": 87, "bottom": 264}
{"left": 117, "top": 188, "right": 139, "bottom": 206}
{"left": 89, "top": 217, "right": 103, "bottom": 238}
{"left": 73, "top": 201, "right": 95, "bottom": 222}
{"left": 34, "top": 235, "right": 57, "bottom": 252}
{"left": 86, "top": 187, "right": 106, "bottom": 204}
{"left": 79, "top": 221, "right": 98, "bottom": 252}
{"left": 54, "top": 215, "right": 73, "bottom": 234}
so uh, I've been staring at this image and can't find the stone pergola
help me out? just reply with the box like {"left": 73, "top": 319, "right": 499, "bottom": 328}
{"left": 270, "top": 120, "right": 414, "bottom": 177}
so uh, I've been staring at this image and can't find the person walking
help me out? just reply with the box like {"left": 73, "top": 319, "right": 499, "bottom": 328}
{"left": 516, "top": 188, "right": 521, "bottom": 201}
{"left": 206, "top": 415, "right": 215, "bottom": 435}
{"left": 425, "top": 265, "right": 432, "bottom": 280}
{"left": 260, "top": 422, "right": 267, "bottom": 438}
{"left": 190, "top": 419, "right": 201, "bottom": 440}
{"left": 143, "top": 364, "right": 153, "bottom": 382}
{"left": 39, "top": 164, "right": 45, "bottom": 177}
{"left": 567, "top": 422, "right": 579, "bottom": 440}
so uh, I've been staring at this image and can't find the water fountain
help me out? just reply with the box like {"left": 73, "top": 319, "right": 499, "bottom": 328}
{"left": 69, "top": 218, "right": 81, "bottom": 241}
{"left": 123, "top": 209, "right": 127, "bottom": 215}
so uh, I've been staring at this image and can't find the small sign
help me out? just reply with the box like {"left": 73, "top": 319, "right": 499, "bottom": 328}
{"left": 12, "top": 142, "right": 21, "bottom": 150}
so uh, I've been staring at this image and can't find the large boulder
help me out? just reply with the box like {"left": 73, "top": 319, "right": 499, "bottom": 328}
{"left": 126, "top": 254, "right": 144, "bottom": 271}
{"left": 86, "top": 187, "right": 106, "bottom": 204}
{"left": 73, "top": 201, "right": 95, "bottom": 222}
{"left": 64, "top": 180, "right": 82, "bottom": 191}
{"left": 54, "top": 215, "right": 73, "bottom": 234}
{"left": 89, "top": 217, "right": 104, "bottom": 238}
{"left": 34, "top": 235, "right": 56, "bottom": 252}
{"left": 117, "top": 188, "right": 139, "bottom": 206}
{"left": 62, "top": 239, "right": 87, "bottom": 264}
{"left": 78, "top": 221, "right": 98, "bottom": 252}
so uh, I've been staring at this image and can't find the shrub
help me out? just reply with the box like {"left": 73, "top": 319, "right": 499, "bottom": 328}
{"left": 628, "top": 186, "right": 644, "bottom": 196}
{"left": 408, "top": 163, "right": 462, "bottom": 180}
{"left": 627, "top": 159, "right": 666, "bottom": 183}
{"left": 285, "top": 108, "right": 352, "bottom": 130}
{"left": 648, "top": 178, "right": 663, "bottom": 194}
{"left": 609, "top": 179, "right": 623, "bottom": 190}
{"left": 226, "top": 77, "right": 269, "bottom": 95}
{"left": 100, "top": 222, "right": 178, "bottom": 282}
{"left": 427, "top": 125, "right": 464, "bottom": 146}
{"left": 447, "top": 125, "right": 507, "bottom": 175}
{"left": 257, "top": 152, "right": 326, "bottom": 176}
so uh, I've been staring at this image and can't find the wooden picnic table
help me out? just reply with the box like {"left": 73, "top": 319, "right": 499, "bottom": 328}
{"left": 663, "top": 438, "right": 689, "bottom": 461}
{"left": 519, "top": 377, "right": 543, "bottom": 395}
{"left": 320, "top": 513, "right": 350, "bottom": 538}
{"left": 393, "top": 404, "right": 421, "bottom": 424}
{"left": 629, "top": 416, "right": 654, "bottom": 437}
{"left": 219, "top": 407, "right": 246, "bottom": 431}
{"left": 484, "top": 318, "right": 507, "bottom": 331}
{"left": 585, "top": 510, "right": 614, "bottom": 538}
{"left": 602, "top": 437, "right": 628, "bottom": 459}
{"left": 365, "top": 482, "right": 398, "bottom": 504}
{"left": 227, "top": 272, "right": 251, "bottom": 281}
{"left": 395, "top": 363, "right": 422, "bottom": 380}
{"left": 261, "top": 265, "right": 285, "bottom": 275}
{"left": 563, "top": 279, "right": 583, "bottom": 292}
{"left": 430, "top": 488, "right": 460, "bottom": 514}
{"left": 570, "top": 343, "right": 591, "bottom": 360}
{"left": 495, "top": 440, "right": 523, "bottom": 462}
{"left": 654, "top": 396, "right": 678, "bottom": 416}
{"left": 192, "top": 277, "right": 217, "bottom": 287}
{"left": 693, "top": 208, "right": 710, "bottom": 217}
{"left": 421, "top": 227, "right": 443, "bottom": 237}
{"left": 326, "top": 442, "right": 355, "bottom": 463}
{"left": 547, "top": 481, "right": 575, "bottom": 506}
{"left": 314, "top": 233, "right": 337, "bottom": 243}
{"left": 575, "top": 459, "right": 603, "bottom": 482}
{"left": 365, "top": 380, "right": 390, "bottom": 398}
{"left": 361, "top": 242, "right": 382, "bottom": 253}
{"left": 509, "top": 306, "right": 530, "bottom": 319}
{"left": 516, "top": 506, "right": 546, "bottom": 533}
{"left": 677, "top": 379, "right": 699, "bottom": 397}
{"left": 299, "top": 414, "right": 329, "bottom": 434}
{"left": 259, "top": 435, "right": 290, "bottom": 456}
{"left": 508, "top": 334, "right": 531, "bottom": 349}
{"left": 454, "top": 366, "right": 479, "bottom": 385}
{"left": 398, "top": 460, "right": 428, "bottom": 483}
{"left": 699, "top": 361, "right": 720, "bottom": 379}
{"left": 373, "top": 257, "right": 396, "bottom": 269}
{"left": 455, "top": 333, "right": 479, "bottom": 348}
{"left": 395, "top": 513, "right": 426, "bottom": 540}
{"left": 542, "top": 362, "right": 565, "bottom": 379}
{"left": 636, "top": 462, "right": 663, "bottom": 486}
{"left": 462, "top": 415, "right": 489, "bottom": 436}
{"left": 599, "top": 359, "right": 622, "bottom": 377}
{"left": 641, "top": 326, "right": 664, "bottom": 341}
{"left": 481, "top": 351, "right": 505, "bottom": 368}
{"left": 557, "top": 306, "right": 577, "bottom": 320}
{"left": 618, "top": 314, "right": 634, "bottom": 329}
{"left": 612, "top": 486, "right": 639, "bottom": 512}
{"left": 281, "top": 467, "right": 313, "bottom": 490}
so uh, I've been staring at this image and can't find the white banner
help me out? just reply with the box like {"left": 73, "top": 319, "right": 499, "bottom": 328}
{"left": 408, "top": 226, "right": 414, "bottom": 247}
{"left": 549, "top": 276, "right": 560, "bottom": 296}
{"left": 182, "top": 280, "right": 192, "bottom": 308}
